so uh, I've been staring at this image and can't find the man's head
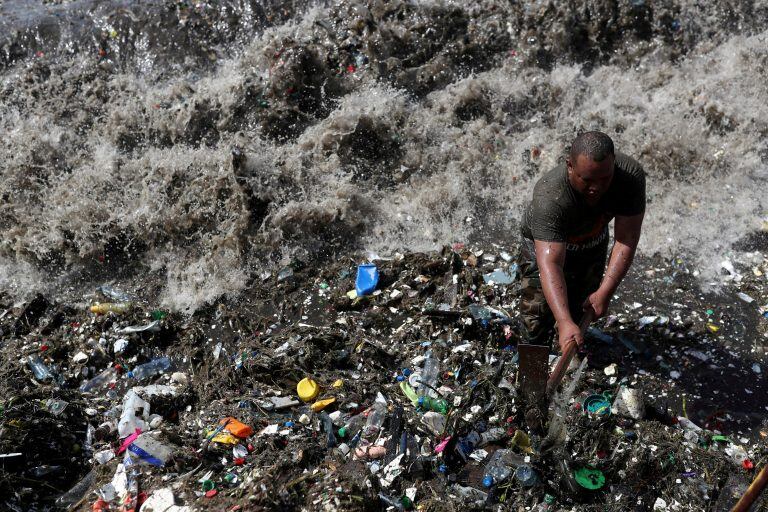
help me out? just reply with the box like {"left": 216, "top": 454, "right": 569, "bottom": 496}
{"left": 567, "top": 131, "right": 615, "bottom": 205}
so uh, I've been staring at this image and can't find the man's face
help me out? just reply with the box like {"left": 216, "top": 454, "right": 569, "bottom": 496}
{"left": 567, "top": 153, "right": 615, "bottom": 205}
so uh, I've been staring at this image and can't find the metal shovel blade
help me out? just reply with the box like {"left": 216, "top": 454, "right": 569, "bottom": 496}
{"left": 517, "top": 343, "right": 550, "bottom": 403}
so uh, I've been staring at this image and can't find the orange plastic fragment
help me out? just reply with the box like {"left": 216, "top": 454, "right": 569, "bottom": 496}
{"left": 219, "top": 417, "right": 254, "bottom": 438}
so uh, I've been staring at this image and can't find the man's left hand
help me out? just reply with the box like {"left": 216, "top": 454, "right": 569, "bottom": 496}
{"left": 583, "top": 289, "right": 611, "bottom": 319}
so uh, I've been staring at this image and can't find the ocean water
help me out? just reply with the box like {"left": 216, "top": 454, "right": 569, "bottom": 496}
{"left": 1, "top": 0, "right": 766, "bottom": 311}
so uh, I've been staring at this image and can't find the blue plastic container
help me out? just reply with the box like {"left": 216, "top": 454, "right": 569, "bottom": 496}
{"left": 355, "top": 264, "right": 379, "bottom": 296}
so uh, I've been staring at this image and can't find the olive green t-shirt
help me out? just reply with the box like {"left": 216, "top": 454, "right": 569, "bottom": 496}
{"left": 521, "top": 153, "right": 646, "bottom": 251}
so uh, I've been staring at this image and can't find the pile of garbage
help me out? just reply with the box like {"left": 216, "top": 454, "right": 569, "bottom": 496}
{"left": 1, "top": 245, "right": 767, "bottom": 511}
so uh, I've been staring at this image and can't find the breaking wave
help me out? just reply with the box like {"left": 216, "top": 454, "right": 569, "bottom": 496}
{"left": 1, "top": 0, "right": 766, "bottom": 311}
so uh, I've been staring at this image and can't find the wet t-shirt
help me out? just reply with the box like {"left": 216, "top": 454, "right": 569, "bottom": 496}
{"left": 521, "top": 153, "right": 646, "bottom": 252}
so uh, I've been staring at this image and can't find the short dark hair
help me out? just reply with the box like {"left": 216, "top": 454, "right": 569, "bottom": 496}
{"left": 570, "top": 131, "right": 614, "bottom": 162}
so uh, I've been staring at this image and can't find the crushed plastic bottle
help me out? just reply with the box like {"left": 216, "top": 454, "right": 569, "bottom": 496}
{"left": 364, "top": 401, "right": 386, "bottom": 439}
{"left": 378, "top": 492, "right": 405, "bottom": 511}
{"left": 677, "top": 416, "right": 703, "bottom": 432}
{"left": 80, "top": 366, "right": 119, "bottom": 392}
{"left": 277, "top": 267, "right": 294, "bottom": 282}
{"left": 482, "top": 449, "right": 513, "bottom": 487}
{"left": 97, "top": 284, "right": 133, "bottom": 302}
{"left": 55, "top": 470, "right": 95, "bottom": 507}
{"left": 127, "top": 434, "right": 173, "bottom": 466}
{"left": 338, "top": 412, "right": 367, "bottom": 439}
{"left": 129, "top": 357, "right": 172, "bottom": 380}
{"left": 319, "top": 412, "right": 337, "bottom": 448}
{"left": 118, "top": 389, "right": 150, "bottom": 438}
{"left": 30, "top": 465, "right": 62, "bottom": 477}
{"left": 27, "top": 354, "right": 53, "bottom": 381}
{"left": 416, "top": 350, "right": 440, "bottom": 398}
{"left": 479, "top": 427, "right": 506, "bottom": 446}
{"left": 515, "top": 464, "right": 540, "bottom": 487}
{"left": 457, "top": 431, "right": 481, "bottom": 461}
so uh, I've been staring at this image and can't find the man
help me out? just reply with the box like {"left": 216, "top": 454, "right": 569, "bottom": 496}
{"left": 519, "top": 131, "right": 646, "bottom": 353}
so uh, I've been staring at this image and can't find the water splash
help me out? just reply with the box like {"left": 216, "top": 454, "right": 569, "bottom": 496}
{"left": 1, "top": 0, "right": 766, "bottom": 310}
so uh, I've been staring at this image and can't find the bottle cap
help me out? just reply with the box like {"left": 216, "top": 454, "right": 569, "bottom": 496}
{"left": 297, "top": 377, "right": 320, "bottom": 402}
{"left": 482, "top": 475, "right": 493, "bottom": 487}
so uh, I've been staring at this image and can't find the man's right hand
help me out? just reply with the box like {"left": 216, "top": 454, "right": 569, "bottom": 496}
{"left": 558, "top": 320, "right": 583, "bottom": 353}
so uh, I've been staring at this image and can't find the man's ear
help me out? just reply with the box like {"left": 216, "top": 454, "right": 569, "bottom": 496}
{"left": 566, "top": 158, "right": 573, "bottom": 175}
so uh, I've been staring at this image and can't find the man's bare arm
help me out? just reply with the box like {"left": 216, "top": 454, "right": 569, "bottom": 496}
{"left": 600, "top": 212, "right": 644, "bottom": 295}
{"left": 584, "top": 212, "right": 644, "bottom": 318}
{"left": 534, "top": 240, "right": 583, "bottom": 350}
{"left": 534, "top": 240, "right": 570, "bottom": 324}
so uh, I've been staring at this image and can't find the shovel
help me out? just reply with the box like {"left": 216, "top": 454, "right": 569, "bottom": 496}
{"left": 547, "top": 311, "right": 594, "bottom": 397}
{"left": 517, "top": 311, "right": 594, "bottom": 403}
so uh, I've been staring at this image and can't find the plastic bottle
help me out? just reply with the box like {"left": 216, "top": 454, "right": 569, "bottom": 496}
{"left": 90, "top": 302, "right": 132, "bottom": 315}
{"left": 534, "top": 494, "right": 555, "bottom": 511}
{"left": 55, "top": 470, "right": 95, "bottom": 507}
{"left": 378, "top": 493, "right": 405, "bottom": 512}
{"left": 456, "top": 431, "right": 481, "bottom": 461}
{"left": 363, "top": 402, "right": 386, "bottom": 439}
{"left": 30, "top": 465, "right": 62, "bottom": 477}
{"left": 338, "top": 413, "right": 367, "bottom": 439}
{"left": 129, "top": 357, "right": 172, "bottom": 380}
{"left": 416, "top": 395, "right": 449, "bottom": 414}
{"left": 118, "top": 389, "right": 150, "bottom": 437}
{"left": 479, "top": 427, "right": 506, "bottom": 446}
{"left": 97, "top": 285, "right": 133, "bottom": 302}
{"left": 27, "top": 355, "right": 53, "bottom": 381}
{"left": 417, "top": 351, "right": 440, "bottom": 398}
{"left": 677, "top": 416, "right": 703, "bottom": 432}
{"left": 80, "top": 366, "right": 119, "bottom": 392}
{"left": 319, "top": 412, "right": 337, "bottom": 448}
{"left": 482, "top": 449, "right": 512, "bottom": 488}
{"left": 515, "top": 464, "right": 540, "bottom": 487}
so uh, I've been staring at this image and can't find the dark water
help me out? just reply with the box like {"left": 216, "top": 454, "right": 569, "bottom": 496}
{"left": 1, "top": 0, "right": 767, "bottom": 311}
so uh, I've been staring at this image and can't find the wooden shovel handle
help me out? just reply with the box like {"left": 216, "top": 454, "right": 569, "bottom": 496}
{"left": 731, "top": 464, "right": 768, "bottom": 512}
{"left": 546, "top": 311, "right": 594, "bottom": 397}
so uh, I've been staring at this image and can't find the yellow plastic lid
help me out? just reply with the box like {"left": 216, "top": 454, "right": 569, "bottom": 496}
{"left": 310, "top": 397, "right": 336, "bottom": 412}
{"left": 297, "top": 377, "right": 320, "bottom": 402}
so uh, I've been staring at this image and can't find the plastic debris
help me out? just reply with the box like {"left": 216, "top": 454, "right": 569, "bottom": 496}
{"left": 311, "top": 397, "right": 336, "bottom": 412}
{"left": 90, "top": 302, "right": 131, "bottom": 315}
{"left": 129, "top": 357, "right": 172, "bottom": 380}
{"left": 27, "top": 354, "right": 54, "bottom": 381}
{"left": 116, "top": 320, "right": 161, "bottom": 334}
{"left": 128, "top": 434, "right": 173, "bottom": 466}
{"left": 1, "top": 245, "right": 764, "bottom": 511}
{"left": 482, "top": 449, "right": 512, "bottom": 487}
{"left": 355, "top": 263, "right": 379, "bottom": 296}
{"left": 482, "top": 265, "right": 518, "bottom": 285}
{"left": 297, "top": 377, "right": 320, "bottom": 402}
{"left": 574, "top": 467, "right": 606, "bottom": 490}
